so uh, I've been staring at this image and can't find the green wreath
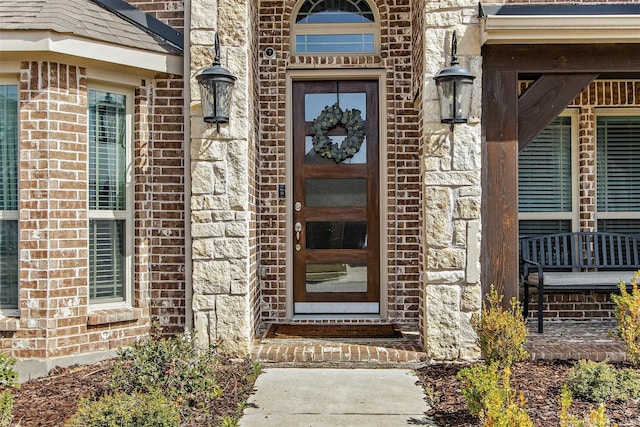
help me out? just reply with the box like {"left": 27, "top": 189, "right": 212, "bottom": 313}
{"left": 310, "top": 103, "right": 366, "bottom": 163}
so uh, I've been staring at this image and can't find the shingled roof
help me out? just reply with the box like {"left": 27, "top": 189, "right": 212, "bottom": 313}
{"left": 0, "top": 0, "right": 182, "bottom": 55}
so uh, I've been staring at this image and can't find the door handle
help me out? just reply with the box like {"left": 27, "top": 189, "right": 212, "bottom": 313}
{"left": 295, "top": 222, "right": 303, "bottom": 242}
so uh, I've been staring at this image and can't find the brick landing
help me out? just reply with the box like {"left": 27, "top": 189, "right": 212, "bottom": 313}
{"left": 526, "top": 320, "right": 627, "bottom": 362}
{"left": 251, "top": 321, "right": 627, "bottom": 366}
{"left": 252, "top": 330, "right": 428, "bottom": 368}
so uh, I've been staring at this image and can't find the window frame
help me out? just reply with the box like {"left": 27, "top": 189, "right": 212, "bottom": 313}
{"left": 0, "top": 77, "right": 19, "bottom": 316}
{"left": 518, "top": 109, "right": 580, "bottom": 234}
{"left": 595, "top": 107, "right": 640, "bottom": 228}
{"left": 87, "top": 83, "right": 134, "bottom": 308}
{"left": 291, "top": 0, "right": 381, "bottom": 56}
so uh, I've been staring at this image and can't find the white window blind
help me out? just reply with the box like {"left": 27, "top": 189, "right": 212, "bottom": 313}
{"left": 88, "top": 89, "right": 129, "bottom": 303}
{"left": 0, "top": 84, "right": 19, "bottom": 310}
{"left": 519, "top": 116, "right": 572, "bottom": 213}
{"left": 89, "top": 220, "right": 125, "bottom": 301}
{"left": 597, "top": 116, "right": 640, "bottom": 212}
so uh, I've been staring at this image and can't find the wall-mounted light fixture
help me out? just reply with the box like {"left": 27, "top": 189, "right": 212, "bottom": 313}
{"left": 433, "top": 31, "right": 476, "bottom": 129}
{"left": 195, "top": 33, "right": 237, "bottom": 132}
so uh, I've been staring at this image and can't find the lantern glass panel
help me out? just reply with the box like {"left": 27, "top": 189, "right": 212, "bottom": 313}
{"left": 199, "top": 79, "right": 234, "bottom": 123}
{"left": 436, "top": 79, "right": 473, "bottom": 123}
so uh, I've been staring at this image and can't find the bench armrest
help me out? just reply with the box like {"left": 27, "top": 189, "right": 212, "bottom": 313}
{"left": 522, "top": 258, "right": 543, "bottom": 285}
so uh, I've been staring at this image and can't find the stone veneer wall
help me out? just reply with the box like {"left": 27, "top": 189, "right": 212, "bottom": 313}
{"left": 420, "top": 1, "right": 483, "bottom": 360}
{"left": 190, "top": 0, "right": 259, "bottom": 354}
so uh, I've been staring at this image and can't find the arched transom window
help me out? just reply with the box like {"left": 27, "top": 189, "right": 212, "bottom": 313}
{"left": 292, "top": 0, "right": 379, "bottom": 54}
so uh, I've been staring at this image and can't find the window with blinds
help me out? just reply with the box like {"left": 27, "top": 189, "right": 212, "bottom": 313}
{"left": 88, "top": 89, "right": 130, "bottom": 303}
{"left": 597, "top": 115, "right": 640, "bottom": 214}
{"left": 0, "top": 84, "right": 19, "bottom": 310}
{"left": 518, "top": 115, "right": 576, "bottom": 238}
{"left": 292, "top": 0, "right": 379, "bottom": 54}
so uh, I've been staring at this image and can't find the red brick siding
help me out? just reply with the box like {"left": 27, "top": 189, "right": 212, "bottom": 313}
{"left": 569, "top": 81, "right": 640, "bottom": 232}
{"left": 257, "top": 0, "right": 421, "bottom": 328}
{"left": 126, "top": 0, "right": 184, "bottom": 31}
{"left": 525, "top": 291, "right": 617, "bottom": 321}
{"left": 7, "top": 61, "right": 152, "bottom": 359}
{"left": 127, "top": 0, "right": 187, "bottom": 335}
{"left": 147, "top": 75, "right": 186, "bottom": 334}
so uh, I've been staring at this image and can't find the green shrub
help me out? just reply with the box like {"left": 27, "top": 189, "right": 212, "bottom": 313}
{"left": 472, "top": 284, "right": 529, "bottom": 367}
{"left": 65, "top": 391, "right": 180, "bottom": 427}
{"left": 0, "top": 391, "right": 13, "bottom": 427}
{"left": 111, "top": 329, "right": 221, "bottom": 407}
{"left": 559, "top": 385, "right": 614, "bottom": 427}
{"left": 457, "top": 363, "right": 533, "bottom": 427}
{"left": 0, "top": 351, "right": 18, "bottom": 427}
{"left": 0, "top": 352, "right": 17, "bottom": 388}
{"left": 566, "top": 359, "right": 640, "bottom": 403}
{"left": 612, "top": 271, "right": 640, "bottom": 366}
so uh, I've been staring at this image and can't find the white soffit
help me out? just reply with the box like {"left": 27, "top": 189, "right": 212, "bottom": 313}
{"left": 1, "top": 31, "right": 183, "bottom": 76}
{"left": 480, "top": 4, "right": 640, "bottom": 45}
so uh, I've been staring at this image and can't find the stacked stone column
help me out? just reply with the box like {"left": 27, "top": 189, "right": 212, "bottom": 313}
{"left": 190, "top": 0, "right": 257, "bottom": 354}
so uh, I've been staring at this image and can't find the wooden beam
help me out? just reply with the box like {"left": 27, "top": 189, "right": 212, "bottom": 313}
{"left": 518, "top": 73, "right": 598, "bottom": 152}
{"left": 481, "top": 69, "right": 519, "bottom": 304}
{"left": 483, "top": 44, "right": 640, "bottom": 73}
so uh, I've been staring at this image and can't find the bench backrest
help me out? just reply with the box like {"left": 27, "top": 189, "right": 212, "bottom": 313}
{"left": 520, "top": 232, "right": 640, "bottom": 270}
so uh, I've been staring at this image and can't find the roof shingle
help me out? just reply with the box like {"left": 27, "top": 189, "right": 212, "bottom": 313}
{"left": 0, "top": 0, "right": 182, "bottom": 55}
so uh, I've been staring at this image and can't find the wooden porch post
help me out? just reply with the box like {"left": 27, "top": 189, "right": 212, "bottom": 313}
{"left": 481, "top": 68, "right": 519, "bottom": 303}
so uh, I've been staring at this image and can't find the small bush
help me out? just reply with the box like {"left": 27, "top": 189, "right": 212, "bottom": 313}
{"left": 612, "top": 271, "right": 640, "bottom": 366}
{"left": 457, "top": 363, "right": 533, "bottom": 427}
{"left": 0, "top": 391, "right": 13, "bottom": 427}
{"left": 111, "top": 328, "right": 221, "bottom": 407}
{"left": 0, "top": 352, "right": 17, "bottom": 388}
{"left": 472, "top": 284, "right": 529, "bottom": 367}
{"left": 559, "top": 386, "right": 615, "bottom": 427}
{"left": 0, "top": 351, "right": 18, "bottom": 427}
{"left": 65, "top": 391, "right": 180, "bottom": 427}
{"left": 566, "top": 359, "right": 640, "bottom": 403}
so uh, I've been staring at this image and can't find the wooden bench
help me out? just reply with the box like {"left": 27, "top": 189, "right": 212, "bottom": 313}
{"left": 521, "top": 232, "right": 640, "bottom": 333}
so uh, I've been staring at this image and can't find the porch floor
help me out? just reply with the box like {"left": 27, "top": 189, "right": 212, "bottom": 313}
{"left": 251, "top": 320, "right": 627, "bottom": 366}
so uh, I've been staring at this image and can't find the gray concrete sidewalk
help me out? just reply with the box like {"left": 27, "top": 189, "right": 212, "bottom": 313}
{"left": 238, "top": 368, "right": 436, "bottom": 427}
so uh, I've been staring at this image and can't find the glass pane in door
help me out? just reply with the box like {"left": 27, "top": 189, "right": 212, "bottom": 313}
{"left": 306, "top": 263, "right": 367, "bottom": 293}
{"left": 305, "top": 179, "right": 367, "bottom": 206}
{"left": 306, "top": 221, "right": 367, "bottom": 249}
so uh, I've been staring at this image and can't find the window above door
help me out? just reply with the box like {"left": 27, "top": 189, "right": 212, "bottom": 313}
{"left": 291, "top": 0, "right": 380, "bottom": 55}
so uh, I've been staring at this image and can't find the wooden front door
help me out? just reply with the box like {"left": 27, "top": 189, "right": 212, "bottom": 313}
{"left": 292, "top": 80, "right": 379, "bottom": 314}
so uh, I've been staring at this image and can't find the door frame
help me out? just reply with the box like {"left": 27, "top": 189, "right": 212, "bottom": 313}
{"left": 285, "top": 69, "right": 388, "bottom": 320}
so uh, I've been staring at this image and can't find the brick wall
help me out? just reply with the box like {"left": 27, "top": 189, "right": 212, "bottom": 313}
{"left": 571, "top": 81, "right": 640, "bottom": 232}
{"left": 146, "top": 75, "right": 186, "bottom": 334}
{"left": 126, "top": 0, "right": 187, "bottom": 334}
{"left": 525, "top": 291, "right": 617, "bottom": 321}
{"left": 521, "top": 80, "right": 640, "bottom": 322}
{"left": 127, "top": 0, "right": 184, "bottom": 31}
{"left": 257, "top": 0, "right": 421, "bottom": 327}
{"left": 4, "top": 61, "right": 151, "bottom": 359}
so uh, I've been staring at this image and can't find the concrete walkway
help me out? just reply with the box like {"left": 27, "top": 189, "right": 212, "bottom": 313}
{"left": 238, "top": 368, "right": 435, "bottom": 427}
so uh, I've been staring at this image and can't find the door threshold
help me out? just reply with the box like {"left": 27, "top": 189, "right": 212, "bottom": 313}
{"left": 291, "top": 314, "right": 383, "bottom": 321}
{"left": 294, "top": 302, "right": 379, "bottom": 314}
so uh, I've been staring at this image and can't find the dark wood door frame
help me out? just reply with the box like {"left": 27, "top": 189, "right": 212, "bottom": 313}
{"left": 481, "top": 43, "right": 640, "bottom": 303}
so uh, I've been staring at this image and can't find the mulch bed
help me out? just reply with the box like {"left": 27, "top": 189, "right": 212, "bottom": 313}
{"left": 4, "top": 358, "right": 640, "bottom": 426}
{"left": 416, "top": 359, "right": 640, "bottom": 426}
{"left": 4, "top": 357, "right": 257, "bottom": 427}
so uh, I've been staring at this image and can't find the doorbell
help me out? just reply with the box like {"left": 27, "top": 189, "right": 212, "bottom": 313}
{"left": 264, "top": 47, "right": 276, "bottom": 59}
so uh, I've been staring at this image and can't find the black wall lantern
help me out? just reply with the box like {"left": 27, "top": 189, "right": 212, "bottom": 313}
{"left": 434, "top": 31, "right": 476, "bottom": 128}
{"left": 195, "top": 33, "right": 237, "bottom": 131}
